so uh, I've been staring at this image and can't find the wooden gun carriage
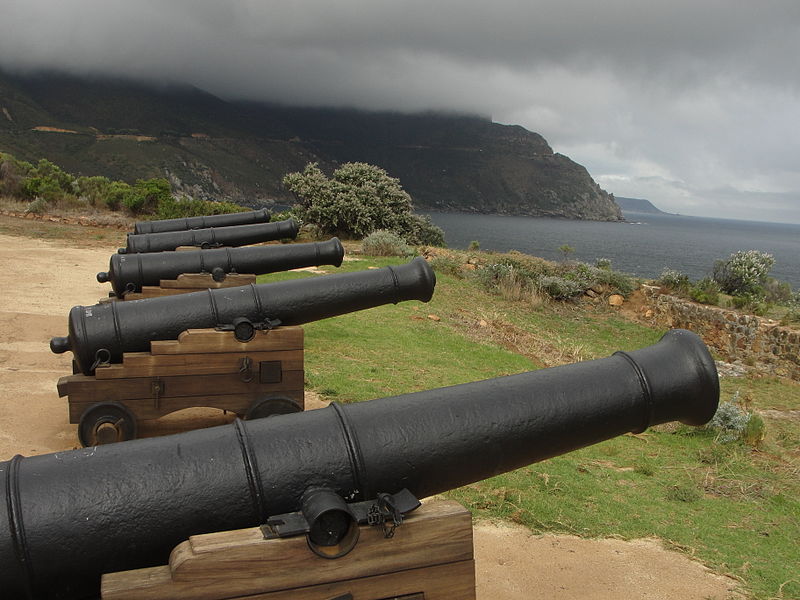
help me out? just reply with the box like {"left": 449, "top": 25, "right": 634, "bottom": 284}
{"left": 57, "top": 325, "right": 305, "bottom": 446}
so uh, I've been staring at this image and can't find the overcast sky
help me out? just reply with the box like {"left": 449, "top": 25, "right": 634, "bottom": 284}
{"left": 2, "top": 1, "right": 800, "bottom": 223}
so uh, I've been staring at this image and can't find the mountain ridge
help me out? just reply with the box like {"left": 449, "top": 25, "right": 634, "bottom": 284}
{"left": 0, "top": 69, "right": 622, "bottom": 221}
{"left": 615, "top": 196, "right": 668, "bottom": 215}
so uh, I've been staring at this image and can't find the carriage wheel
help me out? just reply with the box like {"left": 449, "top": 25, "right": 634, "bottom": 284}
{"left": 245, "top": 395, "right": 302, "bottom": 420}
{"left": 78, "top": 402, "right": 138, "bottom": 447}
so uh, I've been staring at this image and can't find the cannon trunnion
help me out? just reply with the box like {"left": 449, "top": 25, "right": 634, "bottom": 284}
{"left": 133, "top": 208, "right": 271, "bottom": 235}
{"left": 3, "top": 329, "right": 719, "bottom": 599}
{"left": 120, "top": 218, "right": 300, "bottom": 254}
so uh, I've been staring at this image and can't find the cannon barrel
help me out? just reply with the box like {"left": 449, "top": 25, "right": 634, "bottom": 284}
{"left": 120, "top": 218, "right": 299, "bottom": 254}
{"left": 132, "top": 208, "right": 271, "bottom": 234}
{"left": 3, "top": 329, "right": 719, "bottom": 599}
{"left": 52, "top": 257, "right": 436, "bottom": 375}
{"left": 97, "top": 238, "right": 345, "bottom": 296}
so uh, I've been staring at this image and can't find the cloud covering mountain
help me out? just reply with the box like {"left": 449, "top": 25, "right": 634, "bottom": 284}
{"left": 2, "top": 0, "right": 799, "bottom": 222}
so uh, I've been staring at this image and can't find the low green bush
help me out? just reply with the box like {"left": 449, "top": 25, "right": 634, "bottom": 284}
{"left": 361, "top": 230, "right": 414, "bottom": 257}
{"left": 155, "top": 196, "right": 248, "bottom": 220}
{"left": 689, "top": 277, "right": 721, "bottom": 305}
{"left": 429, "top": 255, "right": 465, "bottom": 278}
{"left": 657, "top": 268, "right": 691, "bottom": 294}
{"left": 121, "top": 178, "right": 171, "bottom": 215}
{"left": 707, "top": 390, "right": 765, "bottom": 445}
{"left": 25, "top": 197, "right": 48, "bottom": 215}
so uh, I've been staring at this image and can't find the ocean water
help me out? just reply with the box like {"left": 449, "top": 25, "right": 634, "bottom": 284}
{"left": 422, "top": 211, "right": 800, "bottom": 289}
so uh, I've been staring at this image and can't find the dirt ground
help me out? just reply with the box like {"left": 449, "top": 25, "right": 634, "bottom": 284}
{"left": 0, "top": 226, "right": 744, "bottom": 599}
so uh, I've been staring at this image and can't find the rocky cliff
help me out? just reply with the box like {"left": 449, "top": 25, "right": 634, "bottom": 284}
{"left": 0, "top": 70, "right": 621, "bottom": 221}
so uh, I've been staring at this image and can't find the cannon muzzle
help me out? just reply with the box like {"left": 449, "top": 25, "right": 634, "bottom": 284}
{"left": 133, "top": 208, "right": 271, "bottom": 234}
{"left": 120, "top": 218, "right": 299, "bottom": 253}
{"left": 53, "top": 257, "right": 436, "bottom": 375}
{"left": 3, "top": 329, "right": 719, "bottom": 599}
{"left": 97, "top": 237, "right": 345, "bottom": 296}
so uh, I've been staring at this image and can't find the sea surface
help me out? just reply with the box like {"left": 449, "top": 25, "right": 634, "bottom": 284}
{"left": 422, "top": 211, "right": 800, "bottom": 289}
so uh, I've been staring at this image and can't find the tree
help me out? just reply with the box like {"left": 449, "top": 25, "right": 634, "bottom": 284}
{"left": 284, "top": 162, "right": 444, "bottom": 246}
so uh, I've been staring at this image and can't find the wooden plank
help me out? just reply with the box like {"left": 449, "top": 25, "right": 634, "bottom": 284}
{"left": 105, "top": 560, "right": 474, "bottom": 600}
{"left": 65, "top": 370, "right": 304, "bottom": 419}
{"left": 94, "top": 350, "right": 303, "bottom": 379}
{"left": 122, "top": 349, "right": 301, "bottom": 367}
{"left": 102, "top": 500, "right": 474, "bottom": 600}
{"left": 150, "top": 327, "right": 304, "bottom": 355}
{"left": 244, "top": 560, "right": 474, "bottom": 600}
{"left": 69, "top": 389, "right": 304, "bottom": 422}
{"left": 65, "top": 370, "right": 304, "bottom": 400}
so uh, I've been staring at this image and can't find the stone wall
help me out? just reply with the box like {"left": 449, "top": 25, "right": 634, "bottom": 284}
{"left": 647, "top": 289, "right": 799, "bottom": 380}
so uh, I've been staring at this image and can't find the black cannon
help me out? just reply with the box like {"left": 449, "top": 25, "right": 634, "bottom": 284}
{"left": 2, "top": 329, "right": 718, "bottom": 599}
{"left": 52, "top": 257, "right": 436, "bottom": 375}
{"left": 120, "top": 218, "right": 299, "bottom": 254}
{"left": 97, "top": 238, "right": 345, "bottom": 297}
{"left": 132, "top": 208, "right": 271, "bottom": 234}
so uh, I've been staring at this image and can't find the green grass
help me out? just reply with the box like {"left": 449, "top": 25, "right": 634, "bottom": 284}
{"left": 259, "top": 252, "right": 799, "bottom": 599}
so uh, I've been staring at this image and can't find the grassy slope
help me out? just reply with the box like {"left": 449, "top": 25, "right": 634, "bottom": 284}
{"left": 259, "top": 257, "right": 799, "bottom": 600}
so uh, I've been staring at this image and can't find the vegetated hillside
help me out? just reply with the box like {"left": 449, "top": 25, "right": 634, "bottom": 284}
{"left": 0, "top": 69, "right": 621, "bottom": 221}
{"left": 615, "top": 196, "right": 668, "bottom": 215}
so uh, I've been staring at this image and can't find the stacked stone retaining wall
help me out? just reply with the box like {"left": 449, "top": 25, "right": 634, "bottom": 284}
{"left": 648, "top": 290, "right": 799, "bottom": 380}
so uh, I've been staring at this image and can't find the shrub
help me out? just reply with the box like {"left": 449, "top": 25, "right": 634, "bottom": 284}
{"left": 558, "top": 244, "right": 575, "bottom": 260}
{"left": 121, "top": 178, "right": 172, "bottom": 215}
{"left": 404, "top": 213, "right": 446, "bottom": 246}
{"left": 665, "top": 483, "right": 701, "bottom": 503}
{"left": 0, "top": 153, "right": 33, "bottom": 196}
{"left": 20, "top": 159, "right": 74, "bottom": 203}
{"left": 730, "top": 294, "right": 769, "bottom": 316}
{"left": 429, "top": 255, "right": 465, "bottom": 278}
{"left": 25, "top": 197, "right": 48, "bottom": 215}
{"left": 284, "top": 162, "right": 444, "bottom": 246}
{"left": 538, "top": 275, "right": 584, "bottom": 300}
{"left": 712, "top": 250, "right": 774, "bottom": 297}
{"left": 763, "top": 278, "right": 793, "bottom": 304}
{"left": 707, "top": 391, "right": 763, "bottom": 444}
{"left": 657, "top": 268, "right": 691, "bottom": 294}
{"left": 594, "top": 268, "right": 636, "bottom": 296}
{"left": 361, "top": 230, "right": 413, "bottom": 257}
{"left": 105, "top": 181, "right": 131, "bottom": 211}
{"left": 595, "top": 258, "right": 612, "bottom": 270}
{"left": 689, "top": 277, "right": 721, "bottom": 305}
{"left": 155, "top": 196, "right": 248, "bottom": 220}
{"left": 468, "top": 240, "right": 480, "bottom": 251}
{"left": 75, "top": 176, "right": 113, "bottom": 208}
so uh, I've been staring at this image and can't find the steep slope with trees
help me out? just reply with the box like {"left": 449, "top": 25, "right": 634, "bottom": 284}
{"left": 0, "top": 70, "right": 621, "bottom": 220}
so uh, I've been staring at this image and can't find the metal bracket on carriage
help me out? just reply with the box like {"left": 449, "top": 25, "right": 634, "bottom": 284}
{"left": 215, "top": 317, "right": 283, "bottom": 342}
{"left": 261, "top": 488, "right": 421, "bottom": 557}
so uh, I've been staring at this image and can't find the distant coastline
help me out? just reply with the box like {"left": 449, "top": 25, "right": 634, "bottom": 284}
{"left": 614, "top": 196, "right": 671, "bottom": 215}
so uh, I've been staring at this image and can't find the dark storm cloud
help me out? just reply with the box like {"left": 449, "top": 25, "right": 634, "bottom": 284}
{"left": 2, "top": 1, "right": 799, "bottom": 222}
